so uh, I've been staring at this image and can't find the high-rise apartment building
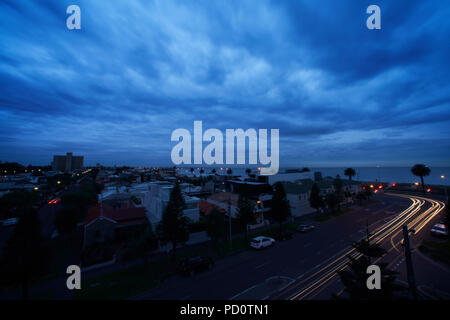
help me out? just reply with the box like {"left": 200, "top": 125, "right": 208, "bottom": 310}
{"left": 52, "top": 152, "right": 84, "bottom": 172}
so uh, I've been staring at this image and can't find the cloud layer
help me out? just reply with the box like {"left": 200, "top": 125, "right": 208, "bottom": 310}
{"left": 0, "top": 0, "right": 449, "bottom": 167}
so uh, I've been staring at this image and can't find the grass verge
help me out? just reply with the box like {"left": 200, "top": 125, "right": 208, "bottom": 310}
{"left": 74, "top": 259, "right": 168, "bottom": 300}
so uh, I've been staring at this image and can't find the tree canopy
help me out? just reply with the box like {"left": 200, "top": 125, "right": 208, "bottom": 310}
{"left": 156, "top": 183, "right": 190, "bottom": 260}
{"left": 336, "top": 230, "right": 405, "bottom": 300}
{"left": 411, "top": 164, "right": 431, "bottom": 194}
{"left": 309, "top": 183, "right": 323, "bottom": 214}
{"left": 271, "top": 182, "right": 291, "bottom": 229}
{"left": 236, "top": 194, "right": 255, "bottom": 239}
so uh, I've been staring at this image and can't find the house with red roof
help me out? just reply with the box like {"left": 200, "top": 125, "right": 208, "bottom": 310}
{"left": 83, "top": 201, "right": 148, "bottom": 248}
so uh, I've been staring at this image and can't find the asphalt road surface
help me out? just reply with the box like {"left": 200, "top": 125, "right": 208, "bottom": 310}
{"left": 272, "top": 193, "right": 446, "bottom": 300}
{"left": 136, "top": 193, "right": 441, "bottom": 300}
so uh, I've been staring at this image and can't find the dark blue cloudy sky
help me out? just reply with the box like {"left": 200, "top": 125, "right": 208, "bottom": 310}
{"left": 1, "top": 0, "right": 449, "bottom": 167}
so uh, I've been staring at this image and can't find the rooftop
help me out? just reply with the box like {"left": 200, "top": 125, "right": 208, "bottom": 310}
{"left": 86, "top": 202, "right": 147, "bottom": 226}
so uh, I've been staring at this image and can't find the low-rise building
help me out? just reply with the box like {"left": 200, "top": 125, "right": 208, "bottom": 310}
{"left": 200, "top": 191, "right": 270, "bottom": 230}
{"left": 145, "top": 181, "right": 200, "bottom": 225}
{"left": 282, "top": 178, "right": 362, "bottom": 217}
{"left": 83, "top": 201, "right": 148, "bottom": 248}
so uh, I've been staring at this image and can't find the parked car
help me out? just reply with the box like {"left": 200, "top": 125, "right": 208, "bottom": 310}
{"left": 273, "top": 230, "right": 294, "bottom": 241}
{"left": 430, "top": 223, "right": 448, "bottom": 238}
{"left": 298, "top": 224, "right": 315, "bottom": 233}
{"left": 179, "top": 256, "right": 214, "bottom": 276}
{"left": 2, "top": 218, "right": 18, "bottom": 228}
{"left": 51, "top": 229, "right": 60, "bottom": 239}
{"left": 250, "top": 236, "right": 275, "bottom": 249}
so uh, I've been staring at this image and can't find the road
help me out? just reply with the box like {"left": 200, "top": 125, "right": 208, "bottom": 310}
{"left": 136, "top": 193, "right": 439, "bottom": 300}
{"left": 272, "top": 193, "right": 446, "bottom": 300}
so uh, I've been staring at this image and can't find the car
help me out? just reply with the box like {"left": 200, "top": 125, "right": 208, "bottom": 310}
{"left": 298, "top": 224, "right": 315, "bottom": 233}
{"left": 430, "top": 223, "right": 448, "bottom": 238}
{"left": 250, "top": 236, "right": 275, "bottom": 249}
{"left": 273, "top": 230, "right": 294, "bottom": 241}
{"left": 179, "top": 256, "right": 214, "bottom": 276}
{"left": 51, "top": 229, "right": 60, "bottom": 239}
{"left": 2, "top": 218, "right": 18, "bottom": 227}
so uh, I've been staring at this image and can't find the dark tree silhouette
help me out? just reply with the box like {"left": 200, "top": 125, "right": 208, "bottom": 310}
{"left": 344, "top": 168, "right": 356, "bottom": 182}
{"left": 336, "top": 229, "right": 405, "bottom": 300}
{"left": 157, "top": 183, "right": 190, "bottom": 261}
{"left": 271, "top": 182, "right": 291, "bottom": 230}
{"left": 123, "top": 225, "right": 158, "bottom": 262}
{"left": 0, "top": 190, "right": 40, "bottom": 220}
{"left": 326, "top": 192, "right": 339, "bottom": 214}
{"left": 411, "top": 164, "right": 431, "bottom": 194}
{"left": 0, "top": 209, "right": 46, "bottom": 299}
{"left": 227, "top": 168, "right": 233, "bottom": 175}
{"left": 54, "top": 207, "right": 78, "bottom": 235}
{"left": 356, "top": 192, "right": 366, "bottom": 206}
{"left": 245, "top": 168, "right": 251, "bottom": 177}
{"left": 236, "top": 194, "right": 254, "bottom": 240}
{"left": 309, "top": 183, "right": 323, "bottom": 214}
{"left": 334, "top": 175, "right": 343, "bottom": 211}
{"left": 205, "top": 208, "right": 226, "bottom": 251}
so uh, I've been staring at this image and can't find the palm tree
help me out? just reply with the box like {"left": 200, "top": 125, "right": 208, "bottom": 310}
{"left": 411, "top": 164, "right": 431, "bottom": 194}
{"left": 344, "top": 168, "right": 356, "bottom": 182}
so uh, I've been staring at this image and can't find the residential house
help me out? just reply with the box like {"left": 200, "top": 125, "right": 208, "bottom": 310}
{"left": 83, "top": 201, "right": 148, "bottom": 248}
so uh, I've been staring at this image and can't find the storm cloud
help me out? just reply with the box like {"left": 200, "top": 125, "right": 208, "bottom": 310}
{"left": 0, "top": 0, "right": 449, "bottom": 167}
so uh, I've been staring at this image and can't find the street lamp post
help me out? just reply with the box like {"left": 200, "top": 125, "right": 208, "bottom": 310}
{"left": 402, "top": 225, "right": 417, "bottom": 300}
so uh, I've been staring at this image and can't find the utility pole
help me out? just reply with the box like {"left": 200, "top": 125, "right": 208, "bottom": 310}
{"left": 402, "top": 225, "right": 418, "bottom": 299}
{"left": 228, "top": 197, "right": 232, "bottom": 250}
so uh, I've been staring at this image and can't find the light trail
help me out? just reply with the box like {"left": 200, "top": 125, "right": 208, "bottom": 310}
{"left": 283, "top": 194, "right": 445, "bottom": 300}
{"left": 282, "top": 196, "right": 419, "bottom": 300}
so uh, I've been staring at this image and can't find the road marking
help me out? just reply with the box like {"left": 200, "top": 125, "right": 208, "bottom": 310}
{"left": 229, "top": 285, "right": 258, "bottom": 300}
{"left": 277, "top": 277, "right": 296, "bottom": 293}
{"left": 254, "top": 261, "right": 270, "bottom": 270}
{"left": 297, "top": 273, "right": 306, "bottom": 280}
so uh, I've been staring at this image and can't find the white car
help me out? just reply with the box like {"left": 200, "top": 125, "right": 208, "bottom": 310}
{"left": 431, "top": 223, "right": 448, "bottom": 238}
{"left": 250, "top": 236, "right": 275, "bottom": 249}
